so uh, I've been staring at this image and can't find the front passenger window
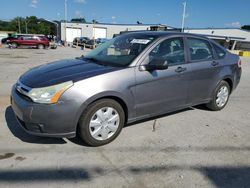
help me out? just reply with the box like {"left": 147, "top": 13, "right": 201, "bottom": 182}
{"left": 149, "top": 37, "right": 185, "bottom": 66}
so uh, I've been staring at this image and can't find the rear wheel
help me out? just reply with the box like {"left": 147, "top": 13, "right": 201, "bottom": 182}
{"left": 37, "top": 44, "right": 45, "bottom": 49}
{"left": 206, "top": 80, "right": 230, "bottom": 111}
{"left": 78, "top": 99, "right": 125, "bottom": 146}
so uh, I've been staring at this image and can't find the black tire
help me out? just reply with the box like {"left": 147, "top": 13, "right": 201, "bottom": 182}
{"left": 206, "top": 80, "right": 230, "bottom": 111}
{"left": 37, "top": 44, "right": 44, "bottom": 49}
{"left": 78, "top": 99, "right": 125, "bottom": 146}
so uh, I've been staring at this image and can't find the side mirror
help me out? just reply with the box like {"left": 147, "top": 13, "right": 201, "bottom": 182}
{"left": 142, "top": 59, "right": 169, "bottom": 71}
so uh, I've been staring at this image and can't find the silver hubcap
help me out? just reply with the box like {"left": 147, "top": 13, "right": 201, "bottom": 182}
{"left": 216, "top": 86, "right": 229, "bottom": 107}
{"left": 89, "top": 107, "right": 120, "bottom": 141}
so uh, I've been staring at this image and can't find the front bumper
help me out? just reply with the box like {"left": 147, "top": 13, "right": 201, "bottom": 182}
{"left": 11, "top": 86, "right": 79, "bottom": 138}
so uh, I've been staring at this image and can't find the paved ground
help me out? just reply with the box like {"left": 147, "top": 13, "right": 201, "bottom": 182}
{"left": 0, "top": 46, "right": 249, "bottom": 188}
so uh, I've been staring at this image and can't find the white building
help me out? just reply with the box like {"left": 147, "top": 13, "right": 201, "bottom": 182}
{"left": 59, "top": 22, "right": 250, "bottom": 50}
{"left": 185, "top": 28, "right": 250, "bottom": 50}
{"left": 59, "top": 22, "right": 174, "bottom": 43}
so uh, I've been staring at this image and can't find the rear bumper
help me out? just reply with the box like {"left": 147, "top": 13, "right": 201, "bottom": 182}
{"left": 11, "top": 86, "right": 80, "bottom": 138}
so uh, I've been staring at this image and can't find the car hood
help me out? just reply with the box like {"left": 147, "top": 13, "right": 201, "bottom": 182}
{"left": 19, "top": 59, "right": 121, "bottom": 88}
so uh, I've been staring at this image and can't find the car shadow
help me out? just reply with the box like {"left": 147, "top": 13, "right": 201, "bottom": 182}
{"left": 4, "top": 104, "right": 207, "bottom": 146}
{"left": 125, "top": 107, "right": 194, "bottom": 128}
{"left": 67, "top": 136, "right": 91, "bottom": 147}
{"left": 5, "top": 106, "right": 66, "bottom": 144}
{"left": 68, "top": 107, "right": 195, "bottom": 146}
{"left": 192, "top": 104, "right": 211, "bottom": 111}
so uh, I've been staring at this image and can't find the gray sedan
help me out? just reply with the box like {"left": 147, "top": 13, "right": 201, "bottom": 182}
{"left": 11, "top": 31, "right": 242, "bottom": 146}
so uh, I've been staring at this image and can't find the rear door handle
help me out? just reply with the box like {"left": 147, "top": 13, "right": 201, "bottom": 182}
{"left": 211, "top": 61, "right": 219, "bottom": 66}
{"left": 175, "top": 66, "right": 187, "bottom": 73}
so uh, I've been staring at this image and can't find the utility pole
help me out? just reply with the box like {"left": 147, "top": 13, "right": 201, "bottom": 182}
{"left": 25, "top": 19, "right": 30, "bottom": 34}
{"left": 18, "top": 18, "right": 21, "bottom": 33}
{"left": 181, "top": 1, "right": 187, "bottom": 32}
{"left": 64, "top": 0, "right": 67, "bottom": 46}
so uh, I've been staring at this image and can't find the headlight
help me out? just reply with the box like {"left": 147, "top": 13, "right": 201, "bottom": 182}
{"left": 27, "top": 81, "right": 73, "bottom": 104}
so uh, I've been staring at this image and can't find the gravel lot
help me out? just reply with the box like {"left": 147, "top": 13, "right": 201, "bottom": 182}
{"left": 0, "top": 47, "right": 249, "bottom": 188}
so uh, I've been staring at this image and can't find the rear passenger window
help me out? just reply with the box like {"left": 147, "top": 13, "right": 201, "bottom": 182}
{"left": 23, "top": 36, "right": 33, "bottom": 40}
{"left": 213, "top": 44, "right": 226, "bottom": 59}
{"left": 187, "top": 38, "right": 213, "bottom": 61}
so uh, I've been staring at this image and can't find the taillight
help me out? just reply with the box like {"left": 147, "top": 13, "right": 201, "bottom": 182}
{"left": 238, "top": 59, "right": 241, "bottom": 68}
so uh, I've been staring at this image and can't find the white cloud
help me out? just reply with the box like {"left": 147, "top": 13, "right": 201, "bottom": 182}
{"left": 111, "top": 16, "right": 116, "bottom": 20}
{"left": 225, "top": 21, "right": 241, "bottom": 28}
{"left": 29, "top": 4, "right": 37, "bottom": 8}
{"left": 75, "top": 10, "right": 82, "bottom": 17}
{"left": 75, "top": 0, "right": 86, "bottom": 3}
{"left": 29, "top": 0, "right": 38, "bottom": 8}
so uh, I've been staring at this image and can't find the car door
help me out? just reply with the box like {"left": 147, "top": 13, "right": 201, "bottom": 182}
{"left": 134, "top": 37, "right": 189, "bottom": 118}
{"left": 185, "top": 37, "right": 220, "bottom": 104}
{"left": 22, "top": 36, "right": 32, "bottom": 46}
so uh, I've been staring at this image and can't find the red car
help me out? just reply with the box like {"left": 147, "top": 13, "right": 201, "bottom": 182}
{"left": 7, "top": 34, "right": 49, "bottom": 49}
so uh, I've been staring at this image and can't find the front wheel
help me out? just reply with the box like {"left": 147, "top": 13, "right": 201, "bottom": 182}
{"left": 78, "top": 99, "right": 125, "bottom": 146}
{"left": 11, "top": 42, "right": 18, "bottom": 48}
{"left": 206, "top": 80, "right": 230, "bottom": 111}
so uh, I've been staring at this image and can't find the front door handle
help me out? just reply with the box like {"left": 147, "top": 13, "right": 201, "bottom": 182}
{"left": 211, "top": 61, "right": 219, "bottom": 66}
{"left": 175, "top": 66, "right": 187, "bottom": 73}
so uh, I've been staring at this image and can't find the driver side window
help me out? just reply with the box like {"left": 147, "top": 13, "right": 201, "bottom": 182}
{"left": 149, "top": 37, "right": 185, "bottom": 66}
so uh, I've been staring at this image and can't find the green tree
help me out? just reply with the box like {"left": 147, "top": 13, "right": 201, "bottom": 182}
{"left": 241, "top": 25, "right": 250, "bottom": 31}
{"left": 0, "top": 16, "right": 56, "bottom": 35}
{"left": 92, "top": 19, "right": 98, "bottom": 24}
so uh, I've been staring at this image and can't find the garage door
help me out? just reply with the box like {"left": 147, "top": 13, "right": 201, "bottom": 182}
{"left": 93, "top": 27, "right": 107, "bottom": 39}
{"left": 66, "top": 28, "right": 81, "bottom": 43}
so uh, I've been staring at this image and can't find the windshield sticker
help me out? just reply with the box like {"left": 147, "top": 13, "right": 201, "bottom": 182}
{"left": 131, "top": 39, "right": 151, "bottom": 44}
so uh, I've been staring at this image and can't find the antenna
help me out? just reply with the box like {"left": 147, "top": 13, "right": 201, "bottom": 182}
{"left": 181, "top": 1, "right": 187, "bottom": 32}
{"left": 64, "top": 0, "right": 67, "bottom": 46}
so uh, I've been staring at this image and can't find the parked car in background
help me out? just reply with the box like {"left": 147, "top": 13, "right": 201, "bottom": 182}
{"left": 73, "top": 37, "right": 90, "bottom": 46}
{"left": 84, "top": 39, "right": 96, "bottom": 49}
{"left": 1, "top": 36, "right": 17, "bottom": 44}
{"left": 96, "top": 38, "right": 109, "bottom": 44}
{"left": 84, "top": 38, "right": 109, "bottom": 49}
{"left": 7, "top": 34, "right": 49, "bottom": 49}
{"left": 11, "top": 31, "right": 241, "bottom": 146}
{"left": 1, "top": 34, "right": 26, "bottom": 44}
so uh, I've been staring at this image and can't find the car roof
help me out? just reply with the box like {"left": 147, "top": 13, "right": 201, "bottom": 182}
{"left": 121, "top": 31, "right": 209, "bottom": 40}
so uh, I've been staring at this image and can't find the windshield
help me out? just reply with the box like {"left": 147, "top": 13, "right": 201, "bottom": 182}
{"left": 84, "top": 33, "right": 157, "bottom": 67}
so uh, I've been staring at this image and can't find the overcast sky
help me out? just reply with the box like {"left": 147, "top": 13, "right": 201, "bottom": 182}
{"left": 0, "top": 0, "right": 249, "bottom": 28}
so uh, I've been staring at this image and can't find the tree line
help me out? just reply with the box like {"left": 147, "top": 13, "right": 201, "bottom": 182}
{"left": 0, "top": 16, "right": 95, "bottom": 35}
{"left": 0, "top": 16, "right": 57, "bottom": 35}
